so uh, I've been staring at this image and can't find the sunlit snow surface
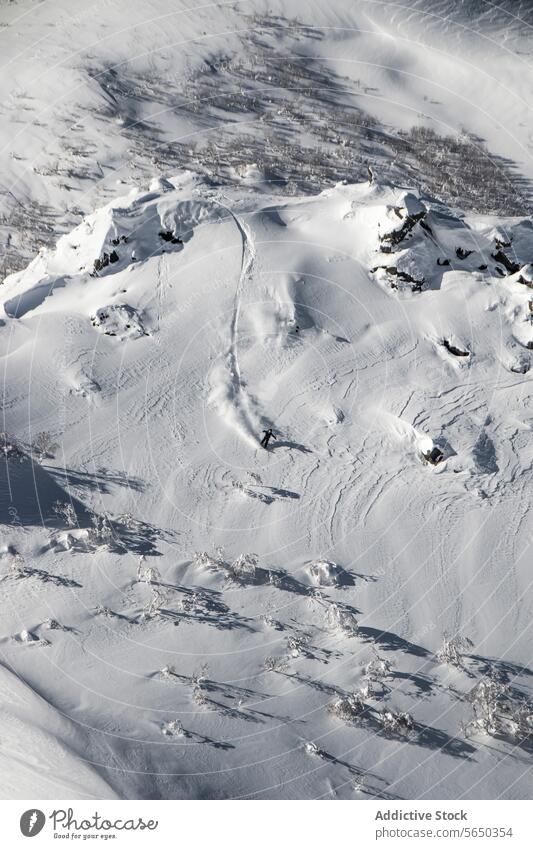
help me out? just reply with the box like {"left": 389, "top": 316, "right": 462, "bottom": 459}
{"left": 0, "top": 0, "right": 532, "bottom": 800}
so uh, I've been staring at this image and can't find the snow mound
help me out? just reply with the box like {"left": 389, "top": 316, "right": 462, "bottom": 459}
{"left": 91, "top": 304, "right": 146, "bottom": 339}
{"left": 307, "top": 559, "right": 343, "bottom": 587}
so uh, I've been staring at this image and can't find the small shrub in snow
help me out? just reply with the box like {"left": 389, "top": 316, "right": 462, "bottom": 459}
{"left": 287, "top": 633, "right": 309, "bottom": 658}
{"left": 304, "top": 741, "right": 326, "bottom": 758}
{"left": 191, "top": 663, "right": 209, "bottom": 688}
{"left": 308, "top": 559, "right": 341, "bottom": 587}
{"left": 352, "top": 775, "right": 367, "bottom": 793}
{"left": 229, "top": 552, "right": 258, "bottom": 580}
{"left": 328, "top": 693, "right": 365, "bottom": 724}
{"left": 159, "top": 665, "right": 177, "bottom": 681}
{"left": 94, "top": 605, "right": 114, "bottom": 618}
{"left": 142, "top": 585, "right": 168, "bottom": 618}
{"left": 137, "top": 555, "right": 161, "bottom": 584}
{"left": 193, "top": 549, "right": 258, "bottom": 583}
{"left": 117, "top": 512, "right": 141, "bottom": 528}
{"left": 437, "top": 634, "right": 474, "bottom": 668}
{"left": 193, "top": 549, "right": 226, "bottom": 571}
{"left": 32, "top": 431, "right": 59, "bottom": 460}
{"left": 9, "top": 553, "right": 26, "bottom": 577}
{"left": 192, "top": 688, "right": 206, "bottom": 708}
{"left": 365, "top": 653, "right": 393, "bottom": 681}
{"left": 377, "top": 709, "right": 414, "bottom": 736}
{"left": 463, "top": 675, "right": 533, "bottom": 742}
{"left": 264, "top": 655, "right": 289, "bottom": 673}
{"left": 363, "top": 652, "right": 393, "bottom": 696}
{"left": 89, "top": 513, "right": 115, "bottom": 548}
{"left": 0, "top": 432, "right": 25, "bottom": 461}
{"left": 326, "top": 602, "right": 359, "bottom": 636}
{"left": 161, "top": 719, "right": 185, "bottom": 737}
{"left": 53, "top": 501, "right": 78, "bottom": 528}
{"left": 261, "top": 614, "right": 283, "bottom": 630}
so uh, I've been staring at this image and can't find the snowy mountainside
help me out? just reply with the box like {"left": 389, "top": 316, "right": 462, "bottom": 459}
{"left": 1, "top": 170, "right": 532, "bottom": 800}
{"left": 2, "top": 0, "right": 533, "bottom": 279}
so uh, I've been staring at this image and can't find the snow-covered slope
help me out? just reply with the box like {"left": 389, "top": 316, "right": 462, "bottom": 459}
{"left": 1, "top": 0, "right": 533, "bottom": 801}
{"left": 1, "top": 169, "right": 532, "bottom": 800}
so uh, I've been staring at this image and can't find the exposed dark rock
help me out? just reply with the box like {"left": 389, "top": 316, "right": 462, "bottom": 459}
{"left": 159, "top": 230, "right": 183, "bottom": 244}
{"left": 437, "top": 258, "right": 450, "bottom": 266}
{"left": 423, "top": 447, "right": 444, "bottom": 465}
{"left": 456, "top": 247, "right": 474, "bottom": 260}
{"left": 380, "top": 205, "right": 426, "bottom": 251}
{"left": 491, "top": 249, "right": 519, "bottom": 274}
{"left": 495, "top": 236, "right": 512, "bottom": 250}
{"left": 443, "top": 339, "right": 469, "bottom": 357}
{"left": 93, "top": 253, "right": 110, "bottom": 272}
{"left": 517, "top": 271, "right": 533, "bottom": 289}
{"left": 370, "top": 265, "right": 424, "bottom": 292}
{"left": 109, "top": 250, "right": 119, "bottom": 263}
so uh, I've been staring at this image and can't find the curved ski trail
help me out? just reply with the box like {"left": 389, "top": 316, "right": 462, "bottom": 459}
{"left": 212, "top": 205, "right": 261, "bottom": 447}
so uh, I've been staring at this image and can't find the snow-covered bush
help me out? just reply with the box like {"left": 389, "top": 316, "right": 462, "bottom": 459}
{"left": 264, "top": 655, "right": 289, "bottom": 673}
{"left": 192, "top": 686, "right": 208, "bottom": 708}
{"left": 161, "top": 719, "right": 185, "bottom": 737}
{"left": 326, "top": 602, "right": 359, "bottom": 636}
{"left": 304, "top": 741, "right": 326, "bottom": 758}
{"left": 193, "top": 549, "right": 226, "bottom": 572}
{"left": 52, "top": 501, "right": 78, "bottom": 528}
{"left": 88, "top": 513, "right": 115, "bottom": 548}
{"left": 365, "top": 653, "right": 393, "bottom": 682}
{"left": 0, "top": 432, "right": 25, "bottom": 461}
{"left": 261, "top": 614, "right": 283, "bottom": 631}
{"left": 377, "top": 709, "right": 414, "bottom": 736}
{"left": 437, "top": 634, "right": 474, "bottom": 668}
{"left": 9, "top": 553, "right": 26, "bottom": 577}
{"left": 137, "top": 555, "right": 161, "bottom": 584}
{"left": 229, "top": 552, "right": 258, "bottom": 581}
{"left": 116, "top": 512, "right": 141, "bottom": 529}
{"left": 193, "top": 549, "right": 258, "bottom": 583}
{"left": 94, "top": 605, "right": 114, "bottom": 618}
{"left": 361, "top": 652, "right": 394, "bottom": 697}
{"left": 463, "top": 675, "right": 533, "bottom": 742}
{"left": 43, "top": 618, "right": 62, "bottom": 631}
{"left": 159, "top": 665, "right": 178, "bottom": 681}
{"left": 287, "top": 633, "right": 309, "bottom": 658}
{"left": 365, "top": 653, "right": 392, "bottom": 681}
{"left": 308, "top": 559, "right": 342, "bottom": 587}
{"left": 142, "top": 585, "right": 168, "bottom": 619}
{"left": 32, "top": 431, "right": 59, "bottom": 460}
{"left": 328, "top": 693, "right": 365, "bottom": 724}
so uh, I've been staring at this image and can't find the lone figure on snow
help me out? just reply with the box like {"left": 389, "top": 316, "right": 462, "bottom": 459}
{"left": 260, "top": 428, "right": 276, "bottom": 449}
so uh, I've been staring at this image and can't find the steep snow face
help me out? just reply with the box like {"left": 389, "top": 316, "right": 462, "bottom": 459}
{"left": 1, "top": 175, "right": 532, "bottom": 800}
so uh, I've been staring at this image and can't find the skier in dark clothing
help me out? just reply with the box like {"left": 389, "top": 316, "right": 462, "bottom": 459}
{"left": 260, "top": 428, "right": 276, "bottom": 449}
